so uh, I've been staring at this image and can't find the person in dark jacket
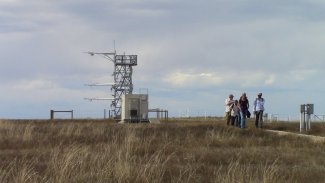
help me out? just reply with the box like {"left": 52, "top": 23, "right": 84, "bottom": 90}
{"left": 238, "top": 93, "right": 249, "bottom": 128}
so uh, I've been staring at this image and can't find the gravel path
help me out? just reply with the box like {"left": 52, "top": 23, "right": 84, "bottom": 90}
{"left": 266, "top": 129, "right": 325, "bottom": 143}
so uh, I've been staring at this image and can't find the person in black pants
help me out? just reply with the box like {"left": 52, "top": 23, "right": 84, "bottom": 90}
{"left": 253, "top": 93, "right": 265, "bottom": 128}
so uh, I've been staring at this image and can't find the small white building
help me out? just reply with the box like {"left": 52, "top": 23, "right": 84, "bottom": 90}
{"left": 121, "top": 94, "right": 149, "bottom": 123}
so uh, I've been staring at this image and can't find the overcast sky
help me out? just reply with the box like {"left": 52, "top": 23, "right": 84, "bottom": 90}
{"left": 1, "top": 0, "right": 325, "bottom": 119}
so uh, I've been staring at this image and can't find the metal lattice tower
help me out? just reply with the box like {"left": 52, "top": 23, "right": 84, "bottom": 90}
{"left": 85, "top": 51, "right": 137, "bottom": 119}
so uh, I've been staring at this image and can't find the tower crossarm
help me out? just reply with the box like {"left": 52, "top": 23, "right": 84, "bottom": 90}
{"left": 85, "top": 83, "right": 115, "bottom": 86}
{"left": 84, "top": 97, "right": 116, "bottom": 101}
{"left": 85, "top": 52, "right": 116, "bottom": 62}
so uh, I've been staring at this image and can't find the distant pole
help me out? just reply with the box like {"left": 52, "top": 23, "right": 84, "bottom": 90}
{"left": 300, "top": 113, "right": 302, "bottom": 133}
{"left": 50, "top": 110, "right": 54, "bottom": 120}
{"left": 307, "top": 113, "right": 311, "bottom": 130}
{"left": 114, "top": 40, "right": 116, "bottom": 52}
{"left": 304, "top": 109, "right": 306, "bottom": 131}
{"left": 300, "top": 105, "right": 305, "bottom": 133}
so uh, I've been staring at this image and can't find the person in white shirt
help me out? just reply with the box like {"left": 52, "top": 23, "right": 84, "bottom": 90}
{"left": 225, "top": 94, "right": 235, "bottom": 125}
{"left": 231, "top": 100, "right": 240, "bottom": 127}
{"left": 253, "top": 93, "right": 265, "bottom": 128}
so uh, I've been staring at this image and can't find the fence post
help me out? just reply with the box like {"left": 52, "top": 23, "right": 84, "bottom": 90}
{"left": 50, "top": 110, "right": 54, "bottom": 120}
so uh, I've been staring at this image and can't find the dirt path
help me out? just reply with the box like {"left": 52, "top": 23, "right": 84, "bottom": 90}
{"left": 266, "top": 129, "right": 325, "bottom": 143}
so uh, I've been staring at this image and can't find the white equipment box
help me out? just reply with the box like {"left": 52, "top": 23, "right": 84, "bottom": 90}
{"left": 121, "top": 94, "right": 149, "bottom": 123}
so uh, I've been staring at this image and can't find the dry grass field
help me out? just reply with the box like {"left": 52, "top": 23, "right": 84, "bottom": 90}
{"left": 0, "top": 118, "right": 325, "bottom": 183}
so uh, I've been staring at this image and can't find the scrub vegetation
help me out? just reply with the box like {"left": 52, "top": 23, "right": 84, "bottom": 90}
{"left": 0, "top": 119, "right": 325, "bottom": 183}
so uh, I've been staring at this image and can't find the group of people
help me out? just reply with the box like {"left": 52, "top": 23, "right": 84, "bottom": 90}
{"left": 225, "top": 92, "right": 265, "bottom": 128}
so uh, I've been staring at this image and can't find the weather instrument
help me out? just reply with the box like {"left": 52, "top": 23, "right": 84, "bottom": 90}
{"left": 85, "top": 50, "right": 137, "bottom": 119}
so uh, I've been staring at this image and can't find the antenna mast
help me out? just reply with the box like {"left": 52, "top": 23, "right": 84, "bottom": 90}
{"left": 85, "top": 50, "right": 137, "bottom": 119}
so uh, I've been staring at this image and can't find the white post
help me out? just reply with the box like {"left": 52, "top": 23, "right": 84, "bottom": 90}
{"left": 305, "top": 114, "right": 309, "bottom": 132}
{"left": 307, "top": 114, "right": 311, "bottom": 130}
{"left": 300, "top": 112, "right": 304, "bottom": 133}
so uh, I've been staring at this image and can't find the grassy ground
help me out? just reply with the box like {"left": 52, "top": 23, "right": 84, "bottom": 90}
{"left": 0, "top": 118, "right": 325, "bottom": 183}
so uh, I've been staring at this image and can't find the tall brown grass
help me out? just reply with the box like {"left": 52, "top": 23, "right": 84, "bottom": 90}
{"left": 0, "top": 119, "right": 325, "bottom": 183}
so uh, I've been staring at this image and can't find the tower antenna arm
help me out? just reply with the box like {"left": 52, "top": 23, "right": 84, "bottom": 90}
{"left": 85, "top": 51, "right": 116, "bottom": 62}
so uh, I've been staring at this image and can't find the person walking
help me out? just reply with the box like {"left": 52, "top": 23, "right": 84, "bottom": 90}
{"left": 225, "top": 94, "right": 235, "bottom": 125}
{"left": 239, "top": 93, "right": 249, "bottom": 128}
{"left": 231, "top": 100, "right": 240, "bottom": 127}
{"left": 254, "top": 93, "right": 265, "bottom": 128}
